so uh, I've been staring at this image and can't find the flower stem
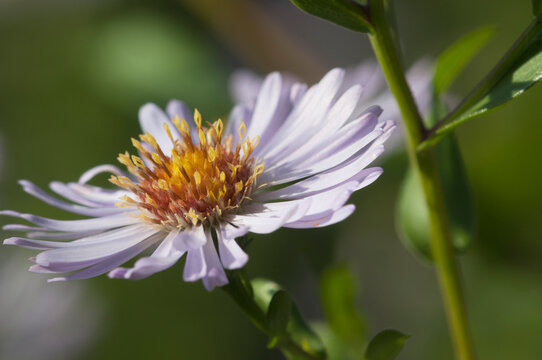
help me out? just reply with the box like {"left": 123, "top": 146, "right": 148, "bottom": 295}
{"left": 367, "top": 1, "right": 475, "bottom": 359}
{"left": 223, "top": 270, "right": 323, "bottom": 360}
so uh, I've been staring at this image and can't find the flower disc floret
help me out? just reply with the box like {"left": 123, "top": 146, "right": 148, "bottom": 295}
{"left": 110, "top": 110, "right": 263, "bottom": 229}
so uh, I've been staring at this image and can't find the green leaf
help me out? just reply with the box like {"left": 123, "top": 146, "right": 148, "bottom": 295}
{"left": 434, "top": 27, "right": 494, "bottom": 95}
{"left": 312, "top": 323, "right": 355, "bottom": 360}
{"left": 252, "top": 279, "right": 326, "bottom": 359}
{"left": 397, "top": 98, "right": 476, "bottom": 261}
{"left": 421, "top": 17, "right": 542, "bottom": 149}
{"left": 456, "top": 19, "right": 542, "bottom": 123}
{"left": 320, "top": 264, "right": 366, "bottom": 356}
{"left": 266, "top": 290, "right": 293, "bottom": 348}
{"left": 289, "top": 0, "right": 373, "bottom": 33}
{"left": 364, "top": 330, "right": 409, "bottom": 360}
{"left": 533, "top": 0, "right": 542, "bottom": 16}
{"left": 396, "top": 169, "right": 433, "bottom": 260}
{"left": 436, "top": 136, "right": 476, "bottom": 251}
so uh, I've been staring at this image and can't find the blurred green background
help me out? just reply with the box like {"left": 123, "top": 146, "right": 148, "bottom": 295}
{"left": 0, "top": 0, "right": 541, "bottom": 359}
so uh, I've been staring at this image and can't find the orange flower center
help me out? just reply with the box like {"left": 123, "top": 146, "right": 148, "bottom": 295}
{"left": 111, "top": 110, "right": 263, "bottom": 229}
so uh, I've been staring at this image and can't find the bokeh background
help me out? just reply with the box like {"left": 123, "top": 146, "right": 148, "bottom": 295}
{"left": 1, "top": 0, "right": 541, "bottom": 359}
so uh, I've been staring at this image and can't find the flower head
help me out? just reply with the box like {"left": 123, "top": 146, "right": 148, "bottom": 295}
{"left": 2, "top": 68, "right": 395, "bottom": 290}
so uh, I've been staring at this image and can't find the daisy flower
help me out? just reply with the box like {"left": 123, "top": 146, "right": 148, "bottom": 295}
{"left": 2, "top": 68, "right": 395, "bottom": 290}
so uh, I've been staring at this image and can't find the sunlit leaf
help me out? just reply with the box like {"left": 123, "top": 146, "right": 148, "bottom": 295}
{"left": 434, "top": 26, "right": 494, "bottom": 95}
{"left": 455, "top": 19, "right": 542, "bottom": 122}
{"left": 289, "top": 0, "right": 373, "bottom": 33}
{"left": 364, "top": 329, "right": 409, "bottom": 360}
{"left": 421, "top": 18, "right": 542, "bottom": 149}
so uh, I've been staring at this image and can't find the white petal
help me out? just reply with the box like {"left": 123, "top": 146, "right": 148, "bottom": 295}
{"left": 48, "top": 235, "right": 159, "bottom": 282}
{"left": 4, "top": 237, "right": 80, "bottom": 250}
{"left": 138, "top": 103, "right": 176, "bottom": 155}
{"left": 257, "top": 181, "right": 358, "bottom": 222}
{"left": 25, "top": 224, "right": 144, "bottom": 244}
{"left": 26, "top": 229, "right": 103, "bottom": 240}
{"left": 229, "top": 69, "right": 265, "bottom": 104}
{"left": 78, "top": 164, "right": 127, "bottom": 184}
{"left": 259, "top": 113, "right": 385, "bottom": 185}
{"left": 173, "top": 226, "right": 207, "bottom": 251}
{"left": 49, "top": 181, "right": 126, "bottom": 208}
{"left": 285, "top": 204, "right": 356, "bottom": 228}
{"left": 245, "top": 72, "right": 282, "bottom": 140}
{"left": 108, "top": 230, "right": 184, "bottom": 280}
{"left": 347, "top": 60, "right": 385, "bottom": 102}
{"left": 29, "top": 264, "right": 59, "bottom": 274}
{"left": 49, "top": 182, "right": 114, "bottom": 208}
{"left": 217, "top": 225, "right": 249, "bottom": 269}
{"left": 69, "top": 183, "right": 129, "bottom": 205}
{"left": 182, "top": 228, "right": 228, "bottom": 289}
{"left": 201, "top": 231, "right": 228, "bottom": 291}
{"left": 34, "top": 225, "right": 157, "bottom": 269}
{"left": 254, "top": 143, "right": 385, "bottom": 202}
{"left": 220, "top": 224, "right": 249, "bottom": 240}
{"left": 290, "top": 82, "right": 307, "bottom": 104}
{"left": 3, "top": 224, "right": 46, "bottom": 231}
{"left": 19, "top": 180, "right": 124, "bottom": 217}
{"left": 231, "top": 201, "right": 309, "bottom": 234}
{"left": 183, "top": 246, "right": 206, "bottom": 282}
{"left": 166, "top": 100, "right": 192, "bottom": 123}
{"left": 256, "top": 68, "right": 345, "bottom": 159}
{"left": 0, "top": 210, "right": 140, "bottom": 232}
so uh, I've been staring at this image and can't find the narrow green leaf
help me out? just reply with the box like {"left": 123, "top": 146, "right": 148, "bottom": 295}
{"left": 320, "top": 264, "right": 366, "bottom": 356}
{"left": 397, "top": 97, "right": 476, "bottom": 261}
{"left": 434, "top": 27, "right": 494, "bottom": 95}
{"left": 266, "top": 290, "right": 293, "bottom": 348}
{"left": 455, "top": 19, "right": 542, "bottom": 123}
{"left": 421, "top": 17, "right": 542, "bottom": 149}
{"left": 290, "top": 0, "right": 373, "bottom": 33}
{"left": 252, "top": 279, "right": 326, "bottom": 359}
{"left": 533, "top": 0, "right": 542, "bottom": 16}
{"left": 364, "top": 329, "right": 409, "bottom": 360}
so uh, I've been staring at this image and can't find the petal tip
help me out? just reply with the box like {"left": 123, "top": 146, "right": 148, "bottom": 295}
{"left": 3, "top": 237, "right": 17, "bottom": 246}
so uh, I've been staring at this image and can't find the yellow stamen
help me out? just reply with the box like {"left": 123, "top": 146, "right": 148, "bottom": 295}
{"left": 111, "top": 110, "right": 263, "bottom": 229}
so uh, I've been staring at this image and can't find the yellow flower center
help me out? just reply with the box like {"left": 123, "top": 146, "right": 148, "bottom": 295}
{"left": 110, "top": 110, "right": 263, "bottom": 229}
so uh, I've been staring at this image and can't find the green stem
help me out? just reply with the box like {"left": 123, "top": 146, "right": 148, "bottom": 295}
{"left": 368, "top": 1, "right": 475, "bottom": 359}
{"left": 415, "top": 153, "right": 475, "bottom": 360}
{"left": 223, "top": 270, "right": 322, "bottom": 360}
